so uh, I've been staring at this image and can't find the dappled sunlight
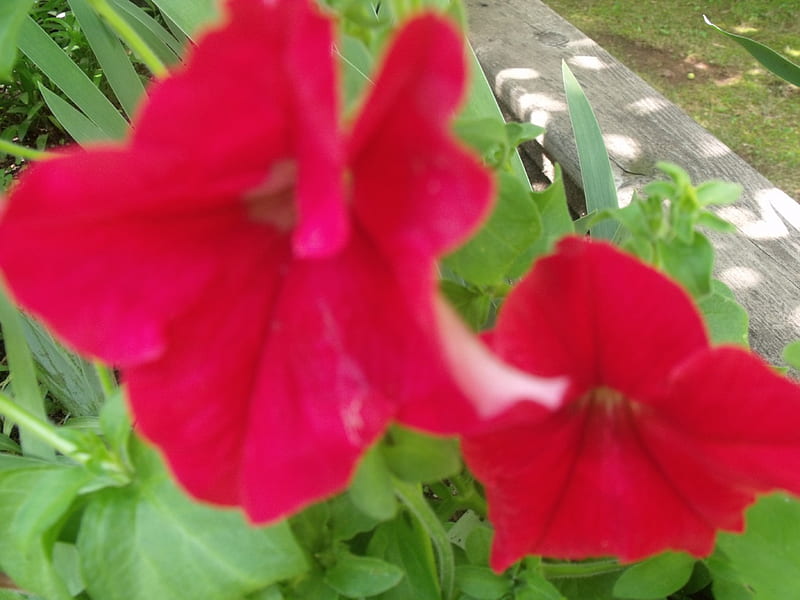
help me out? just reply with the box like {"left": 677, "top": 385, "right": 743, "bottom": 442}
{"left": 627, "top": 96, "right": 670, "bottom": 115}
{"left": 716, "top": 187, "right": 800, "bottom": 240}
{"left": 568, "top": 55, "right": 607, "bottom": 71}
{"left": 603, "top": 134, "right": 640, "bottom": 160}
{"left": 699, "top": 136, "right": 732, "bottom": 158}
{"left": 495, "top": 67, "right": 540, "bottom": 84}
{"left": 517, "top": 91, "right": 566, "bottom": 114}
{"left": 719, "top": 266, "right": 762, "bottom": 290}
{"left": 757, "top": 188, "right": 800, "bottom": 232}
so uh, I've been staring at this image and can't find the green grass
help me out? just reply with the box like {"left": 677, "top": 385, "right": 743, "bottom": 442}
{"left": 543, "top": 0, "right": 800, "bottom": 200}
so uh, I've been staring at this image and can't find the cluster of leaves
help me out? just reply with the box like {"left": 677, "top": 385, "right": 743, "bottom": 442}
{"left": 1, "top": 1, "right": 800, "bottom": 600}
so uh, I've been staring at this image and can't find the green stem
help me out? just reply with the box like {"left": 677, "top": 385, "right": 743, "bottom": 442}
{"left": 94, "top": 362, "right": 118, "bottom": 398}
{"left": 394, "top": 479, "right": 456, "bottom": 600}
{"left": 87, "top": 0, "right": 168, "bottom": 78}
{"left": 540, "top": 558, "right": 624, "bottom": 579}
{"left": 0, "top": 391, "right": 79, "bottom": 458}
{"left": 0, "top": 139, "right": 53, "bottom": 161}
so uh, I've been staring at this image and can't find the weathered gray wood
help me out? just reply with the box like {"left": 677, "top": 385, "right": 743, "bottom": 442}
{"left": 466, "top": 0, "right": 800, "bottom": 366}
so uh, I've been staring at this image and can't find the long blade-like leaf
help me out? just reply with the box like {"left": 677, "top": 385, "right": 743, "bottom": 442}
{"left": 147, "top": 0, "right": 219, "bottom": 39}
{"left": 0, "top": 0, "right": 35, "bottom": 80}
{"left": 562, "top": 61, "right": 618, "bottom": 240}
{"left": 109, "top": 0, "right": 183, "bottom": 65}
{"left": 18, "top": 17, "right": 128, "bottom": 140}
{"left": 38, "top": 83, "right": 109, "bottom": 144}
{"left": 704, "top": 16, "right": 800, "bottom": 87}
{"left": 69, "top": 0, "right": 146, "bottom": 118}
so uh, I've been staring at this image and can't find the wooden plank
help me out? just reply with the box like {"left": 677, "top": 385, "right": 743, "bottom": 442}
{"left": 465, "top": 0, "right": 800, "bottom": 366}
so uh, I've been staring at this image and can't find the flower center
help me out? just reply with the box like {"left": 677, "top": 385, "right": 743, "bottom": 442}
{"left": 577, "top": 386, "right": 629, "bottom": 415}
{"left": 244, "top": 160, "right": 297, "bottom": 231}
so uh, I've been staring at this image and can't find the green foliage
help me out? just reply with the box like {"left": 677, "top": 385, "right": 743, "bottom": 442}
{"left": 612, "top": 552, "right": 696, "bottom": 599}
{"left": 0, "top": 0, "right": 35, "bottom": 81}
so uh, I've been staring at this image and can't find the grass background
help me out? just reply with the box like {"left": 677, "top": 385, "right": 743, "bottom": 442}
{"left": 542, "top": 0, "right": 800, "bottom": 200}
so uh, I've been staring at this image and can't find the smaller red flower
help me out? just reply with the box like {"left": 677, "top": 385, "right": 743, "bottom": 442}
{"left": 462, "top": 236, "right": 800, "bottom": 570}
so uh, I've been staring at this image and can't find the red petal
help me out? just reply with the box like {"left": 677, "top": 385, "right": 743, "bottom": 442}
{"left": 655, "top": 347, "right": 800, "bottom": 494}
{"left": 349, "top": 14, "right": 493, "bottom": 274}
{"left": 492, "top": 237, "right": 709, "bottom": 402}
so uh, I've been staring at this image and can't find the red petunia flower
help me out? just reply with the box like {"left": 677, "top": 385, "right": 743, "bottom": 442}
{"left": 462, "top": 236, "right": 800, "bottom": 570}
{"left": 0, "top": 0, "right": 565, "bottom": 521}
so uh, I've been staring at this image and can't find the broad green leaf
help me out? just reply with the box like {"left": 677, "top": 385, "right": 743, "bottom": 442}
{"left": 348, "top": 444, "right": 398, "bottom": 521}
{"left": 367, "top": 516, "right": 440, "bottom": 600}
{"left": 286, "top": 570, "right": 340, "bottom": 600}
{"left": 464, "top": 525, "right": 492, "bottom": 566}
{"left": 21, "top": 316, "right": 105, "bottom": 417}
{"left": 612, "top": 552, "right": 696, "bottom": 599}
{"left": 552, "top": 570, "right": 621, "bottom": 600}
{"left": 704, "top": 16, "right": 800, "bottom": 86}
{"left": 713, "top": 494, "right": 800, "bottom": 600}
{"left": 439, "top": 280, "right": 492, "bottom": 332}
{"left": 0, "top": 0, "right": 34, "bottom": 80}
{"left": 0, "top": 462, "right": 93, "bottom": 600}
{"left": 455, "top": 565, "right": 510, "bottom": 600}
{"left": 18, "top": 18, "right": 128, "bottom": 140}
{"left": 148, "top": 0, "right": 220, "bottom": 38}
{"left": 515, "top": 565, "right": 565, "bottom": 600}
{"left": 245, "top": 586, "right": 285, "bottom": 600}
{"left": 783, "top": 340, "right": 800, "bottom": 370}
{"left": 77, "top": 438, "right": 308, "bottom": 600}
{"left": 323, "top": 553, "right": 404, "bottom": 598}
{"left": 527, "top": 165, "right": 574, "bottom": 259}
{"left": 328, "top": 493, "right": 382, "bottom": 542}
{"left": 707, "top": 549, "right": 757, "bottom": 600}
{"left": 698, "top": 283, "right": 749, "bottom": 347}
{"left": 69, "top": 0, "right": 146, "bottom": 118}
{"left": 657, "top": 233, "right": 714, "bottom": 298}
{"left": 696, "top": 180, "right": 742, "bottom": 207}
{"left": 381, "top": 426, "right": 461, "bottom": 483}
{"left": 99, "top": 390, "right": 131, "bottom": 459}
{"left": 444, "top": 172, "right": 543, "bottom": 286}
{"left": 562, "top": 61, "right": 618, "bottom": 240}
{"left": 38, "top": 84, "right": 110, "bottom": 144}
{"left": 0, "top": 285, "right": 50, "bottom": 457}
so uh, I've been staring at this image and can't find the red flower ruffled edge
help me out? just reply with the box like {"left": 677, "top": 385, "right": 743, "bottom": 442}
{"left": 462, "top": 236, "right": 800, "bottom": 570}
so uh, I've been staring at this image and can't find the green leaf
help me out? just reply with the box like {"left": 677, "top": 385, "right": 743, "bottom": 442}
{"left": 464, "top": 524, "right": 492, "bottom": 566}
{"left": 527, "top": 165, "right": 574, "bottom": 259}
{"left": 698, "top": 283, "right": 749, "bottom": 346}
{"left": 323, "top": 553, "right": 404, "bottom": 598}
{"left": 381, "top": 427, "right": 461, "bottom": 483}
{"left": 439, "top": 280, "right": 492, "bottom": 332}
{"left": 455, "top": 565, "right": 510, "bottom": 600}
{"left": 783, "top": 340, "right": 800, "bottom": 370}
{"left": 148, "top": 0, "right": 220, "bottom": 38}
{"left": 21, "top": 316, "right": 105, "bottom": 417}
{"left": 704, "top": 16, "right": 800, "bottom": 86}
{"left": 0, "top": 432, "right": 21, "bottom": 454}
{"left": 69, "top": 0, "right": 146, "bottom": 118}
{"left": 328, "top": 493, "right": 382, "bottom": 542}
{"left": 562, "top": 61, "right": 618, "bottom": 240}
{"left": 445, "top": 172, "right": 543, "bottom": 286}
{"left": 367, "top": 516, "right": 441, "bottom": 600}
{"left": 338, "top": 33, "right": 373, "bottom": 112}
{"left": 349, "top": 444, "right": 398, "bottom": 521}
{"left": 109, "top": 0, "right": 183, "bottom": 65}
{"left": 0, "top": 461, "right": 93, "bottom": 600}
{"left": 707, "top": 550, "right": 757, "bottom": 600}
{"left": 612, "top": 552, "right": 696, "bottom": 599}
{"left": 0, "top": 284, "right": 50, "bottom": 457}
{"left": 287, "top": 570, "right": 340, "bottom": 600}
{"left": 38, "top": 83, "right": 110, "bottom": 144}
{"left": 0, "top": 0, "right": 34, "bottom": 80}
{"left": 712, "top": 494, "right": 800, "bottom": 600}
{"left": 18, "top": 18, "right": 129, "bottom": 140}
{"left": 515, "top": 567, "right": 565, "bottom": 600}
{"left": 77, "top": 438, "right": 308, "bottom": 600}
{"left": 657, "top": 233, "right": 714, "bottom": 298}
{"left": 695, "top": 180, "right": 742, "bottom": 207}
{"left": 552, "top": 570, "right": 621, "bottom": 600}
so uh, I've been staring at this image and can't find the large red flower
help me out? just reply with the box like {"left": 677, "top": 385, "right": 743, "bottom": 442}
{"left": 463, "top": 236, "right": 800, "bottom": 570}
{"left": 0, "top": 0, "right": 564, "bottom": 521}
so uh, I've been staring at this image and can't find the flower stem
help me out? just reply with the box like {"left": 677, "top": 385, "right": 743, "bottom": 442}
{"left": 539, "top": 558, "right": 624, "bottom": 579}
{"left": 0, "top": 139, "right": 54, "bottom": 161}
{"left": 0, "top": 391, "right": 79, "bottom": 458}
{"left": 94, "top": 362, "right": 118, "bottom": 398}
{"left": 86, "top": 0, "right": 168, "bottom": 78}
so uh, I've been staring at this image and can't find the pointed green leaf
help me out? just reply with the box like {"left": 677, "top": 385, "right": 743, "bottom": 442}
{"left": 19, "top": 18, "right": 128, "bottom": 140}
{"left": 0, "top": 0, "right": 34, "bottom": 80}
{"left": 381, "top": 427, "right": 461, "bottom": 483}
{"left": 612, "top": 552, "right": 696, "bottom": 599}
{"left": 698, "top": 283, "right": 749, "bottom": 347}
{"left": 704, "top": 16, "right": 800, "bottom": 86}
{"left": 77, "top": 438, "right": 308, "bottom": 600}
{"left": 69, "top": 0, "right": 146, "bottom": 118}
{"left": 562, "top": 61, "right": 618, "bottom": 240}
{"left": 455, "top": 566, "right": 510, "bottom": 600}
{"left": 657, "top": 233, "right": 714, "bottom": 298}
{"left": 38, "top": 83, "right": 110, "bottom": 144}
{"left": 348, "top": 444, "right": 398, "bottom": 521}
{"left": 147, "top": 0, "right": 219, "bottom": 38}
{"left": 109, "top": 0, "right": 183, "bottom": 65}
{"left": 323, "top": 553, "right": 404, "bottom": 599}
